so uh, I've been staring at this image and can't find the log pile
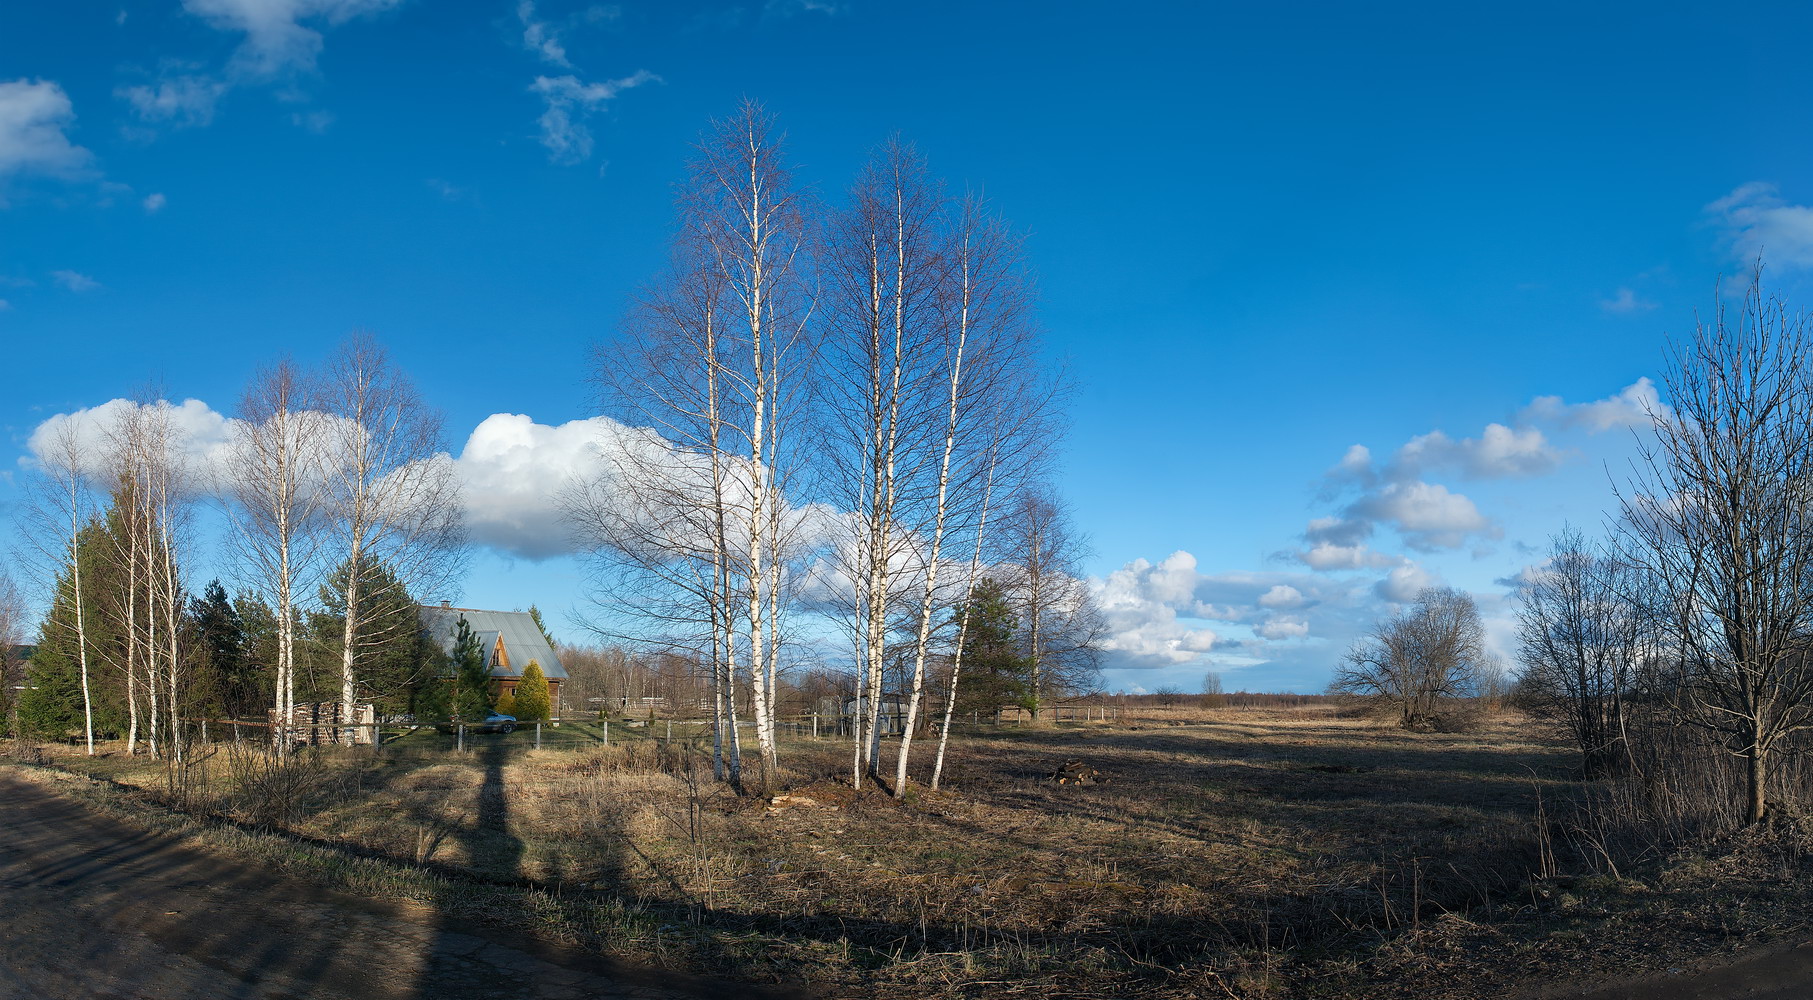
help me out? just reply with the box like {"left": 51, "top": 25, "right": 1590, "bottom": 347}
{"left": 1050, "top": 759, "right": 1102, "bottom": 785}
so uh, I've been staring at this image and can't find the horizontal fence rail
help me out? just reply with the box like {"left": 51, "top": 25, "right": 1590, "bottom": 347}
{"left": 181, "top": 703, "right": 1127, "bottom": 755}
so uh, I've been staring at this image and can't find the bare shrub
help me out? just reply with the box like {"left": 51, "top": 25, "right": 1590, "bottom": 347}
{"left": 224, "top": 742, "right": 333, "bottom": 828}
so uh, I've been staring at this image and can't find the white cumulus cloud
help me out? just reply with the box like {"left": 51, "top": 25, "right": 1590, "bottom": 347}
{"left": 0, "top": 79, "right": 92, "bottom": 183}
{"left": 1519, "top": 378, "right": 1663, "bottom": 432}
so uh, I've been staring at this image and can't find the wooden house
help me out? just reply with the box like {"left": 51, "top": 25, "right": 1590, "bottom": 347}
{"left": 418, "top": 603, "right": 567, "bottom": 710}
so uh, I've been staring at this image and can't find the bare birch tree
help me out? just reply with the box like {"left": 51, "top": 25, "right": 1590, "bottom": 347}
{"left": 822, "top": 138, "right": 950, "bottom": 789}
{"left": 1002, "top": 485, "right": 1105, "bottom": 719}
{"left": 20, "top": 420, "right": 99, "bottom": 752}
{"left": 890, "top": 194, "right": 1048, "bottom": 795}
{"left": 224, "top": 360, "right": 327, "bottom": 736}
{"left": 320, "top": 334, "right": 464, "bottom": 726}
{"left": 581, "top": 100, "right": 814, "bottom": 786}
{"left": 1616, "top": 270, "right": 1813, "bottom": 824}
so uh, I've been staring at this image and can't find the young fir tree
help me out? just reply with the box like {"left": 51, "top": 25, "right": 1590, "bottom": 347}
{"left": 443, "top": 615, "right": 494, "bottom": 722}
{"left": 514, "top": 660, "right": 551, "bottom": 721}
{"left": 527, "top": 604, "right": 556, "bottom": 648}
{"left": 953, "top": 579, "right": 1033, "bottom": 720}
{"left": 187, "top": 580, "right": 256, "bottom": 718}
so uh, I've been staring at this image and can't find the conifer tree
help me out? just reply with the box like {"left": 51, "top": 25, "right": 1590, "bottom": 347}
{"left": 514, "top": 660, "right": 551, "bottom": 721}
{"left": 449, "top": 615, "right": 494, "bottom": 721}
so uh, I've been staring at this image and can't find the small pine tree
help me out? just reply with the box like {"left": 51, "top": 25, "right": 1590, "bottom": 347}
{"left": 955, "top": 579, "right": 1033, "bottom": 720}
{"left": 438, "top": 615, "right": 495, "bottom": 722}
{"left": 514, "top": 661, "right": 551, "bottom": 721}
{"left": 494, "top": 689, "right": 518, "bottom": 717}
{"left": 527, "top": 604, "right": 556, "bottom": 648}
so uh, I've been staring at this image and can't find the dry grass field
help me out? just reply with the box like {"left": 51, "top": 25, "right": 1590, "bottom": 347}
{"left": 13, "top": 705, "right": 1813, "bottom": 998}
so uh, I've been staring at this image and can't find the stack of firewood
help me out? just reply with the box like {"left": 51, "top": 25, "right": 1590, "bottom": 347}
{"left": 1050, "top": 759, "right": 1102, "bottom": 785}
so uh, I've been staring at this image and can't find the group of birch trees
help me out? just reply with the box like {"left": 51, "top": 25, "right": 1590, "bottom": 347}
{"left": 574, "top": 102, "right": 1097, "bottom": 795}
{"left": 17, "top": 335, "right": 461, "bottom": 753}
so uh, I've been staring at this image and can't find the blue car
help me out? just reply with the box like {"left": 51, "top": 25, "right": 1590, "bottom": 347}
{"left": 476, "top": 712, "right": 517, "bottom": 734}
{"left": 433, "top": 712, "right": 517, "bottom": 735}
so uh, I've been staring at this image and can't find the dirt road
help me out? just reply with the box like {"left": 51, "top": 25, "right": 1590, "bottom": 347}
{"left": 0, "top": 771, "right": 783, "bottom": 1000}
{"left": 1541, "top": 941, "right": 1813, "bottom": 1000}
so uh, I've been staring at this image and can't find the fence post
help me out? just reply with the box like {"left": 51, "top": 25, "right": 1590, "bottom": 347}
{"left": 812, "top": 713, "right": 818, "bottom": 739}
{"left": 457, "top": 724, "right": 464, "bottom": 752}
{"left": 535, "top": 722, "right": 542, "bottom": 750}
{"left": 666, "top": 719, "right": 672, "bottom": 744}
{"left": 603, "top": 718, "right": 609, "bottom": 746}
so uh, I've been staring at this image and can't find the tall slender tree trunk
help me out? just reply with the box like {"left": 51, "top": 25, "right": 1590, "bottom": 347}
{"left": 933, "top": 448, "right": 999, "bottom": 791}
{"left": 895, "top": 240, "right": 974, "bottom": 796}
{"left": 69, "top": 509, "right": 94, "bottom": 755}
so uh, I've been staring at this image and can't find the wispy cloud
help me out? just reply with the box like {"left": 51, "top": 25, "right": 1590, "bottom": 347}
{"left": 119, "top": 0, "right": 400, "bottom": 135}
{"left": 516, "top": 1, "right": 619, "bottom": 67}
{"left": 1599, "top": 286, "right": 1656, "bottom": 314}
{"left": 1519, "top": 377, "right": 1663, "bottom": 432}
{"left": 117, "top": 69, "right": 229, "bottom": 129}
{"left": 290, "top": 109, "right": 334, "bottom": 133}
{"left": 1293, "top": 382, "right": 1658, "bottom": 570}
{"left": 51, "top": 270, "right": 100, "bottom": 292}
{"left": 530, "top": 70, "right": 659, "bottom": 165}
{"left": 142, "top": 192, "right": 167, "bottom": 213}
{"left": 765, "top": 0, "right": 842, "bottom": 14}
{"left": 1705, "top": 182, "right": 1813, "bottom": 269}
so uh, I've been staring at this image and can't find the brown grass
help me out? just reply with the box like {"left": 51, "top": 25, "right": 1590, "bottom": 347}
{"left": 16, "top": 707, "right": 1812, "bottom": 998}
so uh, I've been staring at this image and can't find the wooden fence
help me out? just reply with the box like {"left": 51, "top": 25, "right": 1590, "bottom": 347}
{"left": 188, "top": 703, "right": 1125, "bottom": 756}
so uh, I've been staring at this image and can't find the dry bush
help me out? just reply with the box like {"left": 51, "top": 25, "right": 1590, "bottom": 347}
{"left": 222, "top": 743, "right": 338, "bottom": 828}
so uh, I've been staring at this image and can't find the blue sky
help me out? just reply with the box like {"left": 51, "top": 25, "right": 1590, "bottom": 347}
{"left": 5, "top": 0, "right": 1813, "bottom": 692}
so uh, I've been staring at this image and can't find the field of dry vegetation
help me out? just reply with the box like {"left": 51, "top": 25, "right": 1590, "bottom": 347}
{"left": 13, "top": 704, "right": 1813, "bottom": 998}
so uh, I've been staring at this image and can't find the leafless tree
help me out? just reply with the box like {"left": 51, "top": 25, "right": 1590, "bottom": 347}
{"left": 821, "top": 138, "right": 958, "bottom": 789}
{"left": 0, "top": 570, "right": 25, "bottom": 728}
{"left": 1332, "top": 586, "right": 1485, "bottom": 728}
{"left": 320, "top": 334, "right": 464, "bottom": 727}
{"left": 93, "top": 398, "right": 193, "bottom": 758}
{"left": 891, "top": 194, "right": 1051, "bottom": 795}
{"left": 19, "top": 419, "right": 99, "bottom": 752}
{"left": 1514, "top": 527, "right": 1653, "bottom": 776}
{"left": 1615, "top": 270, "right": 1813, "bottom": 824}
{"left": 224, "top": 359, "right": 327, "bottom": 735}
{"left": 1000, "top": 485, "right": 1105, "bottom": 718}
{"left": 579, "top": 100, "right": 814, "bottom": 786}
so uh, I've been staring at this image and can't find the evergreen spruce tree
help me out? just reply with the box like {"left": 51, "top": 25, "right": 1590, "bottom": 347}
{"left": 448, "top": 615, "right": 494, "bottom": 721}
{"left": 20, "top": 520, "right": 128, "bottom": 739}
{"left": 16, "top": 645, "right": 85, "bottom": 739}
{"left": 527, "top": 604, "right": 556, "bottom": 648}
{"left": 187, "top": 580, "right": 254, "bottom": 717}
{"left": 954, "top": 579, "right": 1033, "bottom": 720}
{"left": 514, "top": 661, "right": 551, "bottom": 720}
{"left": 310, "top": 557, "right": 432, "bottom": 714}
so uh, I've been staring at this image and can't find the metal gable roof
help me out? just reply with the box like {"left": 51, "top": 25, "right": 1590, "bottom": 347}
{"left": 418, "top": 606, "right": 568, "bottom": 680}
